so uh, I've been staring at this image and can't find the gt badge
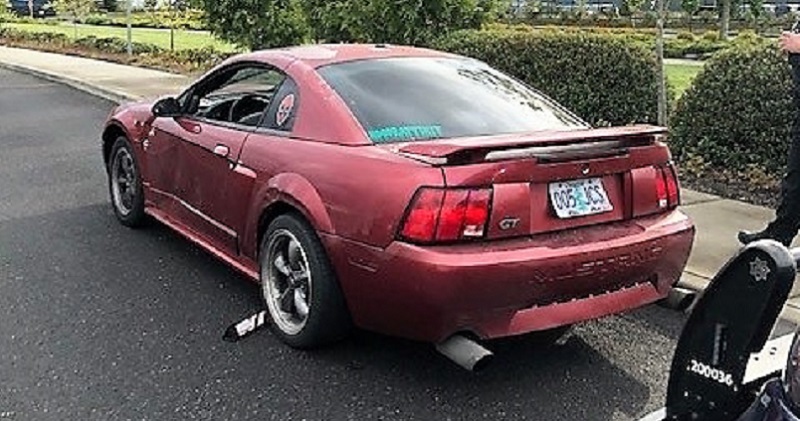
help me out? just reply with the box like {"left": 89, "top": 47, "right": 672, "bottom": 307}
{"left": 499, "top": 217, "right": 520, "bottom": 231}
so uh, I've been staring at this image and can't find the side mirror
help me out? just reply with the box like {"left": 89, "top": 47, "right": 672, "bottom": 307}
{"left": 152, "top": 97, "right": 182, "bottom": 118}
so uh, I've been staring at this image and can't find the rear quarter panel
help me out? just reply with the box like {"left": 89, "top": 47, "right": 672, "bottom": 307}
{"left": 238, "top": 135, "right": 443, "bottom": 258}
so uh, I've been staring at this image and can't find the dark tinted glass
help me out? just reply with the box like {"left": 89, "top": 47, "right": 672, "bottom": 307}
{"left": 318, "top": 57, "right": 588, "bottom": 144}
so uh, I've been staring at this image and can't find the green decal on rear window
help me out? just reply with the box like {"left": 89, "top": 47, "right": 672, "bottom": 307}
{"left": 368, "top": 125, "right": 442, "bottom": 143}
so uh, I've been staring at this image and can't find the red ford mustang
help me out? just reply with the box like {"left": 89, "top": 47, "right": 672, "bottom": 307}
{"left": 102, "top": 44, "right": 695, "bottom": 350}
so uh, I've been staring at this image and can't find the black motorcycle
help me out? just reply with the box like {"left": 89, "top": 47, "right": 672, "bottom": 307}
{"left": 640, "top": 240, "right": 800, "bottom": 421}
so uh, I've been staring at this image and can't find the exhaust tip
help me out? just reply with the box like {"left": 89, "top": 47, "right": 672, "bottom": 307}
{"left": 659, "top": 287, "right": 697, "bottom": 312}
{"left": 471, "top": 353, "right": 494, "bottom": 373}
{"left": 436, "top": 334, "right": 494, "bottom": 372}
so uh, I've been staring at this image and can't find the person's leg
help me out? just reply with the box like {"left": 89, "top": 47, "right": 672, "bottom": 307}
{"left": 739, "top": 118, "right": 800, "bottom": 247}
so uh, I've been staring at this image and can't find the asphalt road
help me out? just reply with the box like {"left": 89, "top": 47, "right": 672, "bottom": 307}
{"left": 0, "top": 67, "right": 690, "bottom": 421}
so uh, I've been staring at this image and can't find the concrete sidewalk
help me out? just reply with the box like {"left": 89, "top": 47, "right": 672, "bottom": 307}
{"left": 1, "top": 45, "right": 798, "bottom": 318}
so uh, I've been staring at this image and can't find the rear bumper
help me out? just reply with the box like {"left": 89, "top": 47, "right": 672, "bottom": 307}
{"left": 324, "top": 210, "right": 694, "bottom": 343}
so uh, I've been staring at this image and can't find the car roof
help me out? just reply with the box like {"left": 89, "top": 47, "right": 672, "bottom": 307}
{"left": 236, "top": 43, "right": 462, "bottom": 69}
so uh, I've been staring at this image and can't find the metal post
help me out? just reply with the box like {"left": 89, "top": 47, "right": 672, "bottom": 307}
{"left": 126, "top": 0, "right": 132, "bottom": 56}
{"left": 655, "top": 0, "right": 668, "bottom": 126}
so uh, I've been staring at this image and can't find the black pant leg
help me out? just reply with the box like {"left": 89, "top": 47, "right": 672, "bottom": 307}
{"left": 769, "top": 116, "right": 800, "bottom": 240}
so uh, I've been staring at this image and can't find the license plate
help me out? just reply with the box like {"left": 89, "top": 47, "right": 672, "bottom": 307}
{"left": 548, "top": 177, "right": 613, "bottom": 218}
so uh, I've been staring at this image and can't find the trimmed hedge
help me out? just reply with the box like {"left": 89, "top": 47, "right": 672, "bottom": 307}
{"left": 435, "top": 29, "right": 663, "bottom": 126}
{"left": 0, "top": 28, "right": 234, "bottom": 74}
{"left": 670, "top": 41, "right": 797, "bottom": 176}
{"left": 484, "top": 23, "right": 730, "bottom": 59}
{"left": 80, "top": 11, "right": 206, "bottom": 30}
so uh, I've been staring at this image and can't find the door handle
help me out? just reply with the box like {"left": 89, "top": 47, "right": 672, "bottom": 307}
{"left": 213, "top": 144, "right": 230, "bottom": 158}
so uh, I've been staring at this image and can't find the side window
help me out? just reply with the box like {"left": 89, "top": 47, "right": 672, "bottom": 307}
{"left": 262, "top": 78, "right": 299, "bottom": 132}
{"left": 186, "top": 65, "right": 286, "bottom": 127}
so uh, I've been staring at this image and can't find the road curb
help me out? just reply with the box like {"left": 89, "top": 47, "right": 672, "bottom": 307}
{"left": 0, "top": 61, "right": 136, "bottom": 104}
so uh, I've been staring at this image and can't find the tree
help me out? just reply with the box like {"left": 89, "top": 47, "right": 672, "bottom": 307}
{"left": 655, "top": 0, "right": 667, "bottom": 125}
{"left": 102, "top": 0, "right": 118, "bottom": 11}
{"left": 0, "top": 5, "right": 13, "bottom": 29}
{"left": 144, "top": 0, "right": 158, "bottom": 22}
{"left": 746, "top": 0, "right": 763, "bottom": 18}
{"left": 162, "top": 0, "right": 190, "bottom": 51}
{"left": 681, "top": 0, "right": 699, "bottom": 30}
{"left": 719, "top": 0, "right": 730, "bottom": 40}
{"left": 53, "top": 0, "right": 95, "bottom": 38}
{"left": 203, "top": 0, "right": 310, "bottom": 50}
{"left": 302, "top": 0, "right": 499, "bottom": 46}
{"left": 623, "top": 0, "right": 646, "bottom": 22}
{"left": 302, "top": 0, "right": 358, "bottom": 43}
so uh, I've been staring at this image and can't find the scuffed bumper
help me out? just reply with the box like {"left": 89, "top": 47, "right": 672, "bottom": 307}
{"left": 324, "top": 210, "right": 694, "bottom": 343}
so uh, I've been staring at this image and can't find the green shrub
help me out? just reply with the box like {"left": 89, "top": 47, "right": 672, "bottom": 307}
{"left": 0, "top": 28, "right": 231, "bottom": 74}
{"left": 434, "top": 29, "right": 661, "bottom": 126}
{"left": 3, "top": 29, "right": 69, "bottom": 44}
{"left": 701, "top": 30, "right": 720, "bottom": 42}
{"left": 676, "top": 30, "right": 695, "bottom": 41}
{"left": 164, "top": 45, "right": 234, "bottom": 68}
{"left": 83, "top": 13, "right": 111, "bottom": 25}
{"left": 670, "top": 42, "right": 797, "bottom": 176}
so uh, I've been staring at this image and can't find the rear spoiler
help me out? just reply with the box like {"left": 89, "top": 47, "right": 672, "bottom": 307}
{"left": 393, "top": 125, "right": 668, "bottom": 165}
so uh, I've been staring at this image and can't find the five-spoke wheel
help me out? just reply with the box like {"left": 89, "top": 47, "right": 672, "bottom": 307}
{"left": 108, "top": 136, "right": 145, "bottom": 227}
{"left": 260, "top": 214, "right": 351, "bottom": 348}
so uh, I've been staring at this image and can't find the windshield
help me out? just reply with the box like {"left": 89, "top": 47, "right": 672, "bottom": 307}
{"left": 318, "top": 57, "right": 589, "bottom": 144}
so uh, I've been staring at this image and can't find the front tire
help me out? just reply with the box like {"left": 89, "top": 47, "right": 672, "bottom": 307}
{"left": 260, "top": 214, "right": 351, "bottom": 348}
{"left": 108, "top": 136, "right": 146, "bottom": 227}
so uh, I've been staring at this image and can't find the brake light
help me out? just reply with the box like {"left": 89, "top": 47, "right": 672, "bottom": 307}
{"left": 400, "top": 187, "right": 493, "bottom": 243}
{"left": 464, "top": 189, "right": 491, "bottom": 237}
{"left": 655, "top": 169, "right": 668, "bottom": 208}
{"left": 399, "top": 189, "right": 444, "bottom": 243}
{"left": 665, "top": 164, "right": 680, "bottom": 207}
{"left": 654, "top": 163, "right": 680, "bottom": 209}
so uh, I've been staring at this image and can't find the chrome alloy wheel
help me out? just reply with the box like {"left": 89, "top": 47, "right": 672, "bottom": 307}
{"left": 111, "top": 147, "right": 137, "bottom": 216}
{"left": 263, "top": 229, "right": 312, "bottom": 335}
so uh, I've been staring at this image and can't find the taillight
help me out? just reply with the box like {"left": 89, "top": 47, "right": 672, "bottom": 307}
{"left": 655, "top": 169, "right": 668, "bottom": 208}
{"left": 655, "top": 163, "right": 680, "bottom": 209}
{"left": 399, "top": 189, "right": 444, "bottom": 243}
{"left": 665, "top": 164, "right": 680, "bottom": 207}
{"left": 400, "top": 187, "right": 492, "bottom": 243}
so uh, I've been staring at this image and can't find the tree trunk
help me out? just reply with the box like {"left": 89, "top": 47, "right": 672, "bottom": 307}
{"left": 656, "top": 0, "right": 668, "bottom": 126}
{"left": 720, "top": 0, "right": 730, "bottom": 40}
{"left": 170, "top": 1, "right": 175, "bottom": 51}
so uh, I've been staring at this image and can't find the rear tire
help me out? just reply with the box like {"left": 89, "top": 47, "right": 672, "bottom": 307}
{"left": 260, "top": 214, "right": 351, "bottom": 348}
{"left": 108, "top": 136, "right": 146, "bottom": 228}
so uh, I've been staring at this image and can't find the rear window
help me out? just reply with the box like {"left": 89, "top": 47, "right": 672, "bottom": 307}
{"left": 318, "top": 57, "right": 588, "bottom": 144}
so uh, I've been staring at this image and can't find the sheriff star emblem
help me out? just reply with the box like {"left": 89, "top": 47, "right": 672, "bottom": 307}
{"left": 749, "top": 257, "right": 770, "bottom": 282}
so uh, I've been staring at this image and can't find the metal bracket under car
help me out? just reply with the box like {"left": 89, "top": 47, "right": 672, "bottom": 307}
{"left": 640, "top": 240, "right": 797, "bottom": 421}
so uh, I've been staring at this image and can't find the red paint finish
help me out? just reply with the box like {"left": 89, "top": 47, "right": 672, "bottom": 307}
{"left": 323, "top": 211, "right": 693, "bottom": 342}
{"left": 102, "top": 44, "right": 695, "bottom": 344}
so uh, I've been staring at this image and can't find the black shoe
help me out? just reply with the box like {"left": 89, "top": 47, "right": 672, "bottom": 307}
{"left": 737, "top": 230, "right": 793, "bottom": 247}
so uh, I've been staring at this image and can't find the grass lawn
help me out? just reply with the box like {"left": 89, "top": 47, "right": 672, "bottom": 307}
{"left": 6, "top": 22, "right": 239, "bottom": 52}
{"left": 664, "top": 62, "right": 703, "bottom": 98}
